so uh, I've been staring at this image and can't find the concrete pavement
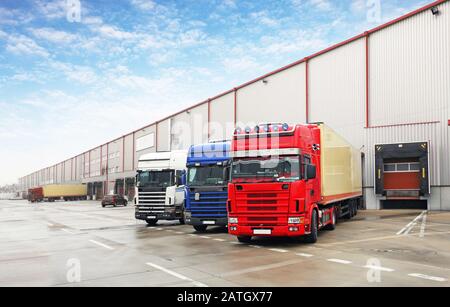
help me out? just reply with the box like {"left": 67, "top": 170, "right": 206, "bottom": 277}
{"left": 0, "top": 199, "right": 449, "bottom": 287}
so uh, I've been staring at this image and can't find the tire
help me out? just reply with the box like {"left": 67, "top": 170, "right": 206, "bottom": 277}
{"left": 102, "top": 205, "right": 105, "bottom": 208}
{"left": 146, "top": 219, "right": 158, "bottom": 226}
{"left": 124, "top": 201, "right": 128, "bottom": 207}
{"left": 350, "top": 201, "right": 356, "bottom": 218}
{"left": 237, "top": 236, "right": 252, "bottom": 244}
{"left": 344, "top": 203, "right": 352, "bottom": 219}
{"left": 193, "top": 225, "right": 208, "bottom": 232}
{"left": 324, "top": 208, "right": 337, "bottom": 231}
{"left": 304, "top": 210, "right": 318, "bottom": 244}
{"left": 179, "top": 218, "right": 185, "bottom": 225}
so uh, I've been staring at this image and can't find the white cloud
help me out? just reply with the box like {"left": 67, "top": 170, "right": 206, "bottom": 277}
{"left": 250, "top": 11, "right": 279, "bottom": 27}
{"left": 0, "top": 7, "right": 34, "bottom": 25}
{"left": 309, "top": 0, "right": 333, "bottom": 11}
{"left": 30, "top": 28, "right": 78, "bottom": 44}
{"left": 6, "top": 35, "right": 49, "bottom": 57}
{"left": 351, "top": 0, "right": 367, "bottom": 13}
{"left": 222, "top": 57, "right": 261, "bottom": 73}
{"left": 94, "top": 25, "right": 137, "bottom": 40}
{"left": 35, "top": 0, "right": 67, "bottom": 20}
{"left": 49, "top": 61, "right": 98, "bottom": 84}
{"left": 82, "top": 16, "right": 103, "bottom": 25}
{"left": 131, "top": 0, "right": 157, "bottom": 11}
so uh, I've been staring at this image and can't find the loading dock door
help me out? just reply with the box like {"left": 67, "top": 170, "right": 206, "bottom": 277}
{"left": 383, "top": 162, "right": 421, "bottom": 199}
{"left": 375, "top": 142, "right": 430, "bottom": 198}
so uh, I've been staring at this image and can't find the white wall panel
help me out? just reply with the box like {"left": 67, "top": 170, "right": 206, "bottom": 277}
{"left": 309, "top": 38, "right": 366, "bottom": 149}
{"left": 124, "top": 134, "right": 135, "bottom": 171}
{"left": 237, "top": 63, "right": 306, "bottom": 127}
{"left": 210, "top": 92, "right": 235, "bottom": 141}
{"left": 157, "top": 120, "right": 170, "bottom": 152}
{"left": 135, "top": 125, "right": 157, "bottom": 168}
{"left": 369, "top": 1, "right": 450, "bottom": 126}
{"left": 171, "top": 104, "right": 208, "bottom": 150}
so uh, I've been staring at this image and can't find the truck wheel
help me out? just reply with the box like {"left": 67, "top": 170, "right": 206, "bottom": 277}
{"left": 324, "top": 208, "right": 337, "bottom": 231}
{"left": 304, "top": 210, "right": 318, "bottom": 244}
{"left": 350, "top": 201, "right": 356, "bottom": 218}
{"left": 194, "top": 225, "right": 208, "bottom": 232}
{"left": 179, "top": 218, "right": 185, "bottom": 225}
{"left": 237, "top": 236, "right": 252, "bottom": 244}
{"left": 146, "top": 220, "right": 158, "bottom": 226}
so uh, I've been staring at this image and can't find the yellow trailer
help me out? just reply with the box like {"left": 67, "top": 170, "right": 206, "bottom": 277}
{"left": 42, "top": 184, "right": 87, "bottom": 201}
{"left": 319, "top": 124, "right": 363, "bottom": 204}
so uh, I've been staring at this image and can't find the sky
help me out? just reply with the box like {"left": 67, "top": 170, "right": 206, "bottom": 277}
{"left": 0, "top": 0, "right": 429, "bottom": 185}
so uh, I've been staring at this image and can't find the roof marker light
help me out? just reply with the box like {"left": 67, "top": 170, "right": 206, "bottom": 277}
{"left": 263, "top": 125, "right": 270, "bottom": 132}
{"left": 254, "top": 126, "right": 260, "bottom": 133}
{"left": 235, "top": 127, "right": 242, "bottom": 134}
{"left": 282, "top": 123, "right": 289, "bottom": 131}
{"left": 273, "top": 125, "right": 279, "bottom": 132}
{"left": 245, "top": 127, "right": 251, "bottom": 134}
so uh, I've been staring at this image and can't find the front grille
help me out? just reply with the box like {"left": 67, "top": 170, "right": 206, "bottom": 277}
{"left": 137, "top": 191, "right": 166, "bottom": 214}
{"left": 188, "top": 191, "right": 228, "bottom": 218}
{"left": 236, "top": 191, "right": 289, "bottom": 214}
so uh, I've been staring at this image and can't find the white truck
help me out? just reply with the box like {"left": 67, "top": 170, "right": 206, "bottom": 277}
{"left": 134, "top": 151, "right": 188, "bottom": 226}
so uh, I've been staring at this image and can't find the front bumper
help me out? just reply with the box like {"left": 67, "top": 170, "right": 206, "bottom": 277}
{"left": 186, "top": 216, "right": 228, "bottom": 227}
{"left": 135, "top": 207, "right": 183, "bottom": 221}
{"left": 228, "top": 224, "right": 307, "bottom": 237}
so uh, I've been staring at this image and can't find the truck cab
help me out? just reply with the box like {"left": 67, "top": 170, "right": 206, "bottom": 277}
{"left": 184, "top": 142, "right": 230, "bottom": 232}
{"left": 227, "top": 123, "right": 362, "bottom": 243}
{"left": 135, "top": 151, "right": 187, "bottom": 226}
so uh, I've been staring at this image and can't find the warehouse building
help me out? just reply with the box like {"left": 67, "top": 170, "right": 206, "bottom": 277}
{"left": 19, "top": 0, "right": 450, "bottom": 210}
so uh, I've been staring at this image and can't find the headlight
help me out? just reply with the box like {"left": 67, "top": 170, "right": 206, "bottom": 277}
{"left": 229, "top": 217, "right": 238, "bottom": 224}
{"left": 288, "top": 217, "right": 301, "bottom": 224}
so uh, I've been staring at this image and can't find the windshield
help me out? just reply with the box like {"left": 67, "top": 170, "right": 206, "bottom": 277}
{"left": 137, "top": 171, "right": 174, "bottom": 188}
{"left": 188, "top": 165, "right": 227, "bottom": 186}
{"left": 231, "top": 156, "right": 300, "bottom": 183}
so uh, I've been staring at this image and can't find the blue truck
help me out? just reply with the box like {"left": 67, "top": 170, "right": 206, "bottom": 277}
{"left": 184, "top": 141, "right": 231, "bottom": 232}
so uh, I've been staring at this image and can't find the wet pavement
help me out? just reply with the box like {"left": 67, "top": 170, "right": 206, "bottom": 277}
{"left": 0, "top": 199, "right": 449, "bottom": 287}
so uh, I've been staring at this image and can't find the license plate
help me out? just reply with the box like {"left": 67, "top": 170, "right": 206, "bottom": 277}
{"left": 147, "top": 216, "right": 156, "bottom": 220}
{"left": 253, "top": 229, "right": 272, "bottom": 235}
{"left": 203, "top": 221, "right": 215, "bottom": 225}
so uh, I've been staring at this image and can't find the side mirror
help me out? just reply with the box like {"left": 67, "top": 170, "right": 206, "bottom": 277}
{"left": 305, "top": 164, "right": 317, "bottom": 180}
{"left": 175, "top": 170, "right": 185, "bottom": 186}
{"left": 223, "top": 167, "right": 230, "bottom": 182}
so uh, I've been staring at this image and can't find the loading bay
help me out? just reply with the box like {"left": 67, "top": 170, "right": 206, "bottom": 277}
{"left": 0, "top": 200, "right": 449, "bottom": 287}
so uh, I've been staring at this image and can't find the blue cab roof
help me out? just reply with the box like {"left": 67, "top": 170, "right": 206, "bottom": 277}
{"left": 187, "top": 141, "right": 230, "bottom": 165}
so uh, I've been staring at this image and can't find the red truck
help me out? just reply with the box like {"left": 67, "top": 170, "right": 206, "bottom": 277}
{"left": 227, "top": 123, "right": 363, "bottom": 243}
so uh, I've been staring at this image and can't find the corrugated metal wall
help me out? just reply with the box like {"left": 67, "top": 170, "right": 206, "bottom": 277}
{"left": 309, "top": 38, "right": 366, "bottom": 149}
{"left": 171, "top": 104, "right": 209, "bottom": 150}
{"left": 369, "top": 1, "right": 450, "bottom": 126}
{"left": 124, "top": 133, "right": 135, "bottom": 171}
{"left": 135, "top": 125, "right": 157, "bottom": 169}
{"left": 209, "top": 92, "right": 235, "bottom": 141}
{"left": 237, "top": 64, "right": 306, "bottom": 126}
{"left": 157, "top": 119, "right": 170, "bottom": 152}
